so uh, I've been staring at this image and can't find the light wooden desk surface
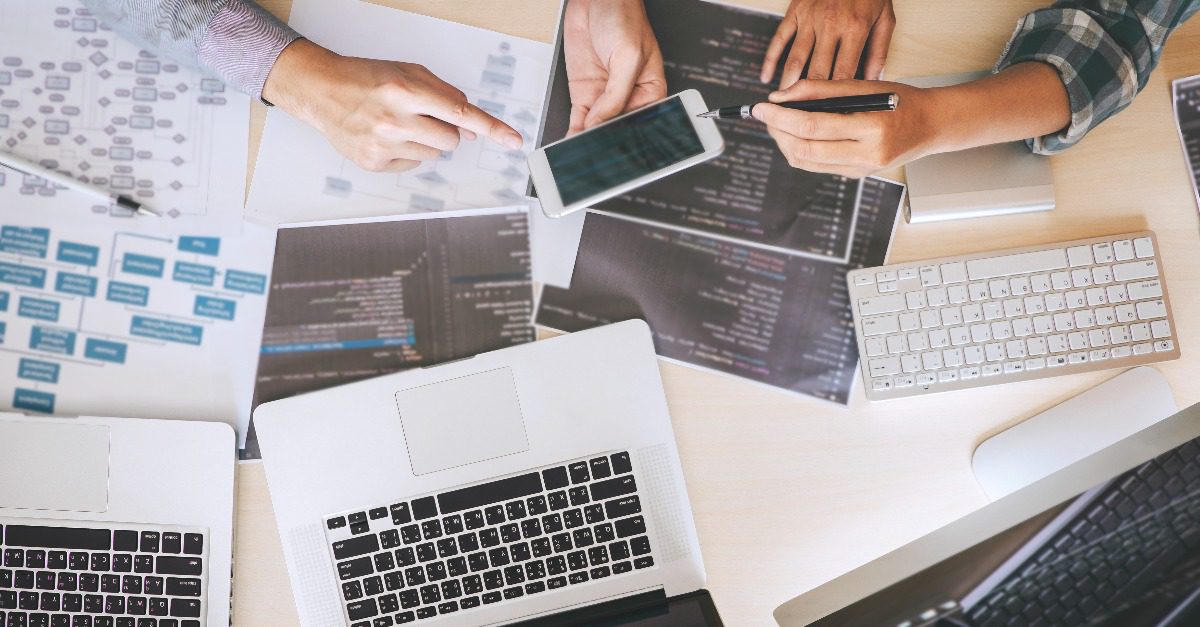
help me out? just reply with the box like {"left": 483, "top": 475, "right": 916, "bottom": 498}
{"left": 233, "top": 1, "right": 1200, "bottom": 625}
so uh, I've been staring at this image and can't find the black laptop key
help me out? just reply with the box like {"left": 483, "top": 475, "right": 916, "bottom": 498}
{"left": 441, "top": 515, "right": 463, "bottom": 535}
{"left": 527, "top": 496, "right": 548, "bottom": 516}
{"left": 548, "top": 491, "right": 569, "bottom": 511}
{"left": 415, "top": 543, "right": 436, "bottom": 563}
{"left": 121, "top": 576, "right": 141, "bottom": 594}
{"left": 585, "top": 504, "right": 605, "bottom": 524}
{"left": 345, "top": 598, "right": 377, "bottom": 621}
{"left": 13, "top": 571, "right": 33, "bottom": 590}
{"left": 457, "top": 533, "right": 479, "bottom": 553}
{"left": 397, "top": 589, "right": 420, "bottom": 609}
{"left": 567, "top": 551, "right": 587, "bottom": 570}
{"left": 347, "top": 512, "right": 367, "bottom": 526}
{"left": 568, "top": 462, "right": 590, "bottom": 485}
{"left": 56, "top": 573, "right": 76, "bottom": 592}
{"left": 488, "top": 547, "right": 510, "bottom": 568}
{"left": 332, "top": 534, "right": 379, "bottom": 560}
{"left": 350, "top": 522, "right": 370, "bottom": 535}
{"left": 542, "top": 467, "right": 569, "bottom": 491}
{"left": 139, "top": 533, "right": 159, "bottom": 554}
{"left": 144, "top": 577, "right": 163, "bottom": 596}
{"left": 459, "top": 596, "right": 479, "bottom": 609}
{"left": 23, "top": 553, "right": 44, "bottom": 571}
{"left": 39, "top": 591, "right": 59, "bottom": 611}
{"left": 482, "top": 591, "right": 502, "bottom": 604}
{"left": 612, "top": 561, "right": 632, "bottom": 574}
{"left": 6, "top": 528, "right": 111, "bottom": 552}
{"left": 415, "top": 607, "right": 436, "bottom": 619}
{"left": 634, "top": 556, "right": 654, "bottom": 569}
{"left": 524, "top": 560, "right": 546, "bottom": 580}
{"left": 572, "top": 528, "right": 594, "bottom": 548}
{"left": 547, "top": 576, "right": 567, "bottom": 590}
{"left": 531, "top": 538, "right": 552, "bottom": 558}
{"left": 589, "top": 457, "right": 611, "bottom": 480}
{"left": 159, "top": 534, "right": 181, "bottom": 555}
{"left": 0, "top": 590, "right": 15, "bottom": 608}
{"left": 395, "top": 547, "right": 416, "bottom": 567}
{"left": 3, "top": 552, "right": 22, "bottom": 568}
{"left": 551, "top": 534, "right": 572, "bottom": 553}
{"left": 542, "top": 514, "right": 563, "bottom": 534}
{"left": 390, "top": 503, "right": 411, "bottom": 525}
{"left": 568, "top": 571, "right": 589, "bottom": 585}
{"left": 479, "top": 529, "right": 500, "bottom": 549}
{"left": 337, "top": 558, "right": 373, "bottom": 581}
{"left": 440, "top": 579, "right": 462, "bottom": 600}
{"left": 604, "top": 496, "right": 641, "bottom": 520}
{"left": 149, "top": 597, "right": 169, "bottom": 616}
{"left": 112, "top": 556, "right": 132, "bottom": 573}
{"left": 594, "top": 523, "right": 615, "bottom": 544}
{"left": 484, "top": 506, "right": 505, "bottom": 526}
{"left": 611, "top": 452, "right": 632, "bottom": 475}
{"left": 425, "top": 562, "right": 447, "bottom": 582}
{"left": 112, "top": 532, "right": 138, "bottom": 553}
{"left": 403, "top": 566, "right": 425, "bottom": 587}
{"left": 104, "top": 595, "right": 125, "bottom": 614}
{"left": 163, "top": 578, "right": 200, "bottom": 598}
{"left": 591, "top": 566, "right": 611, "bottom": 579}
{"left": 500, "top": 524, "right": 520, "bottom": 544}
{"left": 563, "top": 510, "right": 584, "bottom": 529}
{"left": 373, "top": 552, "right": 395, "bottom": 573}
{"left": 396, "top": 610, "right": 416, "bottom": 623}
{"left": 438, "top": 600, "right": 458, "bottom": 614}
{"left": 510, "top": 542, "right": 531, "bottom": 563}
{"left": 101, "top": 576, "right": 120, "bottom": 594}
{"left": 85, "top": 593, "right": 106, "bottom": 614}
{"left": 503, "top": 586, "right": 524, "bottom": 600}
{"left": 591, "top": 476, "right": 637, "bottom": 502}
{"left": 153, "top": 558, "right": 201, "bottom": 578}
{"left": 80, "top": 573, "right": 100, "bottom": 593}
{"left": 411, "top": 497, "right": 438, "bottom": 520}
{"left": 63, "top": 593, "right": 83, "bottom": 612}
{"left": 462, "top": 575, "right": 483, "bottom": 595}
{"left": 133, "top": 557, "right": 153, "bottom": 574}
{"left": 369, "top": 507, "right": 388, "bottom": 521}
{"left": 180, "top": 535, "right": 202, "bottom": 556}
{"left": 379, "top": 530, "right": 400, "bottom": 550}
{"left": 399, "top": 525, "right": 420, "bottom": 545}
{"left": 630, "top": 536, "right": 651, "bottom": 556}
{"left": 46, "top": 553, "right": 66, "bottom": 570}
{"left": 483, "top": 570, "right": 504, "bottom": 591}
{"left": 588, "top": 546, "right": 609, "bottom": 566}
{"left": 34, "top": 573, "right": 54, "bottom": 591}
{"left": 467, "top": 552, "right": 489, "bottom": 572}
{"left": 419, "top": 584, "right": 440, "bottom": 604}
{"left": 436, "top": 539, "right": 457, "bottom": 559}
{"left": 68, "top": 554, "right": 88, "bottom": 571}
{"left": 90, "top": 554, "right": 110, "bottom": 572}
{"left": 503, "top": 565, "right": 525, "bottom": 585}
{"left": 616, "top": 517, "right": 646, "bottom": 539}
{"left": 19, "top": 590, "right": 37, "bottom": 609}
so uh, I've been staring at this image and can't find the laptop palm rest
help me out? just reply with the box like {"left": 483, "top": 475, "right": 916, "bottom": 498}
{"left": 0, "top": 421, "right": 110, "bottom": 512}
{"left": 395, "top": 366, "right": 529, "bottom": 476}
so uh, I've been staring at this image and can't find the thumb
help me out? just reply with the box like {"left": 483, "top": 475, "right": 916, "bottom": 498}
{"left": 769, "top": 79, "right": 878, "bottom": 103}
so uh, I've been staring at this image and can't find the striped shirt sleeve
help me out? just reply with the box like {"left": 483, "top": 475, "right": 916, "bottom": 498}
{"left": 995, "top": 0, "right": 1200, "bottom": 154}
{"left": 80, "top": 0, "right": 301, "bottom": 102}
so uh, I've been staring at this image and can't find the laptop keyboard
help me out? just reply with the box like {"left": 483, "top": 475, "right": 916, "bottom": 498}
{"left": 0, "top": 518, "right": 208, "bottom": 627}
{"left": 965, "top": 439, "right": 1200, "bottom": 627}
{"left": 324, "top": 451, "right": 656, "bottom": 625}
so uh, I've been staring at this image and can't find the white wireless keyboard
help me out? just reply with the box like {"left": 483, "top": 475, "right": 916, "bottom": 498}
{"left": 847, "top": 231, "right": 1180, "bottom": 401}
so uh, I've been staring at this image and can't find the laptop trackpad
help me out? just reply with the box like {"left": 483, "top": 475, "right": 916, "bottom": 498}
{"left": 0, "top": 421, "right": 110, "bottom": 512}
{"left": 396, "top": 367, "right": 529, "bottom": 476}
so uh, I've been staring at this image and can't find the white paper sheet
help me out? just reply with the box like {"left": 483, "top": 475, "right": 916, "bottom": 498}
{"left": 0, "top": 217, "right": 273, "bottom": 446}
{"left": 0, "top": 1, "right": 250, "bottom": 234}
{"left": 244, "top": 0, "right": 552, "bottom": 224}
{"left": 527, "top": 198, "right": 585, "bottom": 288}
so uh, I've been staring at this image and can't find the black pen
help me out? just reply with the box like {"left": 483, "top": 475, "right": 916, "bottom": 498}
{"left": 697, "top": 92, "right": 898, "bottom": 120}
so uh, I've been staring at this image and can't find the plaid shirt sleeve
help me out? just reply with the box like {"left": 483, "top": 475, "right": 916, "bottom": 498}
{"left": 80, "top": 0, "right": 301, "bottom": 102}
{"left": 995, "top": 0, "right": 1200, "bottom": 154}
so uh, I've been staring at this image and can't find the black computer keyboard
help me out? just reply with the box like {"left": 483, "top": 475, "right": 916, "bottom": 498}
{"left": 324, "top": 451, "right": 657, "bottom": 625}
{"left": 965, "top": 439, "right": 1200, "bottom": 627}
{"left": 0, "top": 519, "right": 208, "bottom": 627}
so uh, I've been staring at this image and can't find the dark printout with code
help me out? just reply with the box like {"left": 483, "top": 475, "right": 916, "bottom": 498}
{"left": 537, "top": 178, "right": 903, "bottom": 404}
{"left": 538, "top": 0, "right": 860, "bottom": 258}
{"left": 1174, "top": 76, "right": 1200, "bottom": 209}
{"left": 243, "top": 211, "right": 534, "bottom": 459}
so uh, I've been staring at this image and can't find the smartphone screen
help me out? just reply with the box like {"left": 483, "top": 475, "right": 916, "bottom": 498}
{"left": 544, "top": 96, "right": 706, "bottom": 206}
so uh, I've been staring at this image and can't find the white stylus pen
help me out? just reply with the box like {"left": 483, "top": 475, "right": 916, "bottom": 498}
{"left": 0, "top": 151, "right": 161, "bottom": 218}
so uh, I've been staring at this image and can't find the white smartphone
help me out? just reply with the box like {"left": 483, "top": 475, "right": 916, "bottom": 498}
{"left": 528, "top": 89, "right": 725, "bottom": 218}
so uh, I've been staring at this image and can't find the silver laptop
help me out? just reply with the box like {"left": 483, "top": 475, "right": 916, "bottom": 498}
{"left": 774, "top": 393, "right": 1200, "bottom": 626}
{"left": 254, "top": 320, "right": 721, "bottom": 626}
{"left": 0, "top": 414, "right": 237, "bottom": 626}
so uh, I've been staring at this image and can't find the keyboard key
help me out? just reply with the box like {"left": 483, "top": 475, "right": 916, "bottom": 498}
{"left": 634, "top": 556, "right": 655, "bottom": 569}
{"left": 568, "top": 462, "right": 590, "bottom": 484}
{"left": 181, "top": 535, "right": 202, "bottom": 556}
{"left": 610, "top": 453, "right": 632, "bottom": 474}
{"left": 1112, "top": 260, "right": 1158, "bottom": 281}
{"left": 591, "top": 476, "right": 637, "bottom": 501}
{"left": 411, "top": 497, "right": 438, "bottom": 520}
{"left": 589, "top": 457, "right": 612, "bottom": 480}
{"left": 332, "top": 535, "right": 379, "bottom": 561}
{"left": 6, "top": 528, "right": 111, "bottom": 551}
{"left": 140, "top": 533, "right": 159, "bottom": 554}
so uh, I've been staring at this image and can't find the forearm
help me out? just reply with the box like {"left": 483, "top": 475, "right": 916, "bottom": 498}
{"left": 925, "top": 62, "right": 1070, "bottom": 155}
{"left": 80, "top": 0, "right": 299, "bottom": 100}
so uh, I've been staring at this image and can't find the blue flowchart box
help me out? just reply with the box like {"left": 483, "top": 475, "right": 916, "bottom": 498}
{"left": 0, "top": 226, "right": 49, "bottom": 258}
{"left": 121, "top": 253, "right": 165, "bottom": 278}
{"left": 55, "top": 272, "right": 98, "bottom": 297}
{"left": 224, "top": 269, "right": 267, "bottom": 294}
{"left": 13, "top": 388, "right": 55, "bottom": 413}
{"left": 106, "top": 281, "right": 150, "bottom": 306}
{"left": 0, "top": 290, "right": 7, "bottom": 311}
{"left": 194, "top": 295, "right": 236, "bottom": 320}
{"left": 57, "top": 241, "right": 100, "bottom": 267}
{"left": 84, "top": 338, "right": 127, "bottom": 364}
{"left": 0, "top": 262, "right": 47, "bottom": 288}
{"left": 173, "top": 261, "right": 215, "bottom": 286}
{"left": 18, "top": 297, "right": 60, "bottom": 322}
{"left": 18, "top": 358, "right": 60, "bottom": 383}
{"left": 130, "top": 316, "right": 203, "bottom": 345}
{"left": 178, "top": 236, "right": 221, "bottom": 256}
{"left": 29, "top": 327, "right": 76, "bottom": 355}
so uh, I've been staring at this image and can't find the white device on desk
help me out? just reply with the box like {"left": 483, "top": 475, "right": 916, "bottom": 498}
{"left": 847, "top": 231, "right": 1181, "bottom": 401}
{"left": 0, "top": 415, "right": 236, "bottom": 626}
{"left": 900, "top": 72, "right": 1055, "bottom": 223}
{"left": 254, "top": 321, "right": 723, "bottom": 627}
{"left": 528, "top": 90, "right": 724, "bottom": 218}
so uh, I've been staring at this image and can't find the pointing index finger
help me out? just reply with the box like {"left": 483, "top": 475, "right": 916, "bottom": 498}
{"left": 415, "top": 86, "right": 523, "bottom": 150}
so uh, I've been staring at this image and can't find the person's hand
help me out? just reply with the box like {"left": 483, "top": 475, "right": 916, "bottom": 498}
{"left": 760, "top": 0, "right": 896, "bottom": 87}
{"left": 563, "top": 0, "right": 667, "bottom": 132}
{"left": 262, "top": 39, "right": 523, "bottom": 172}
{"left": 754, "top": 79, "right": 939, "bottom": 178}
